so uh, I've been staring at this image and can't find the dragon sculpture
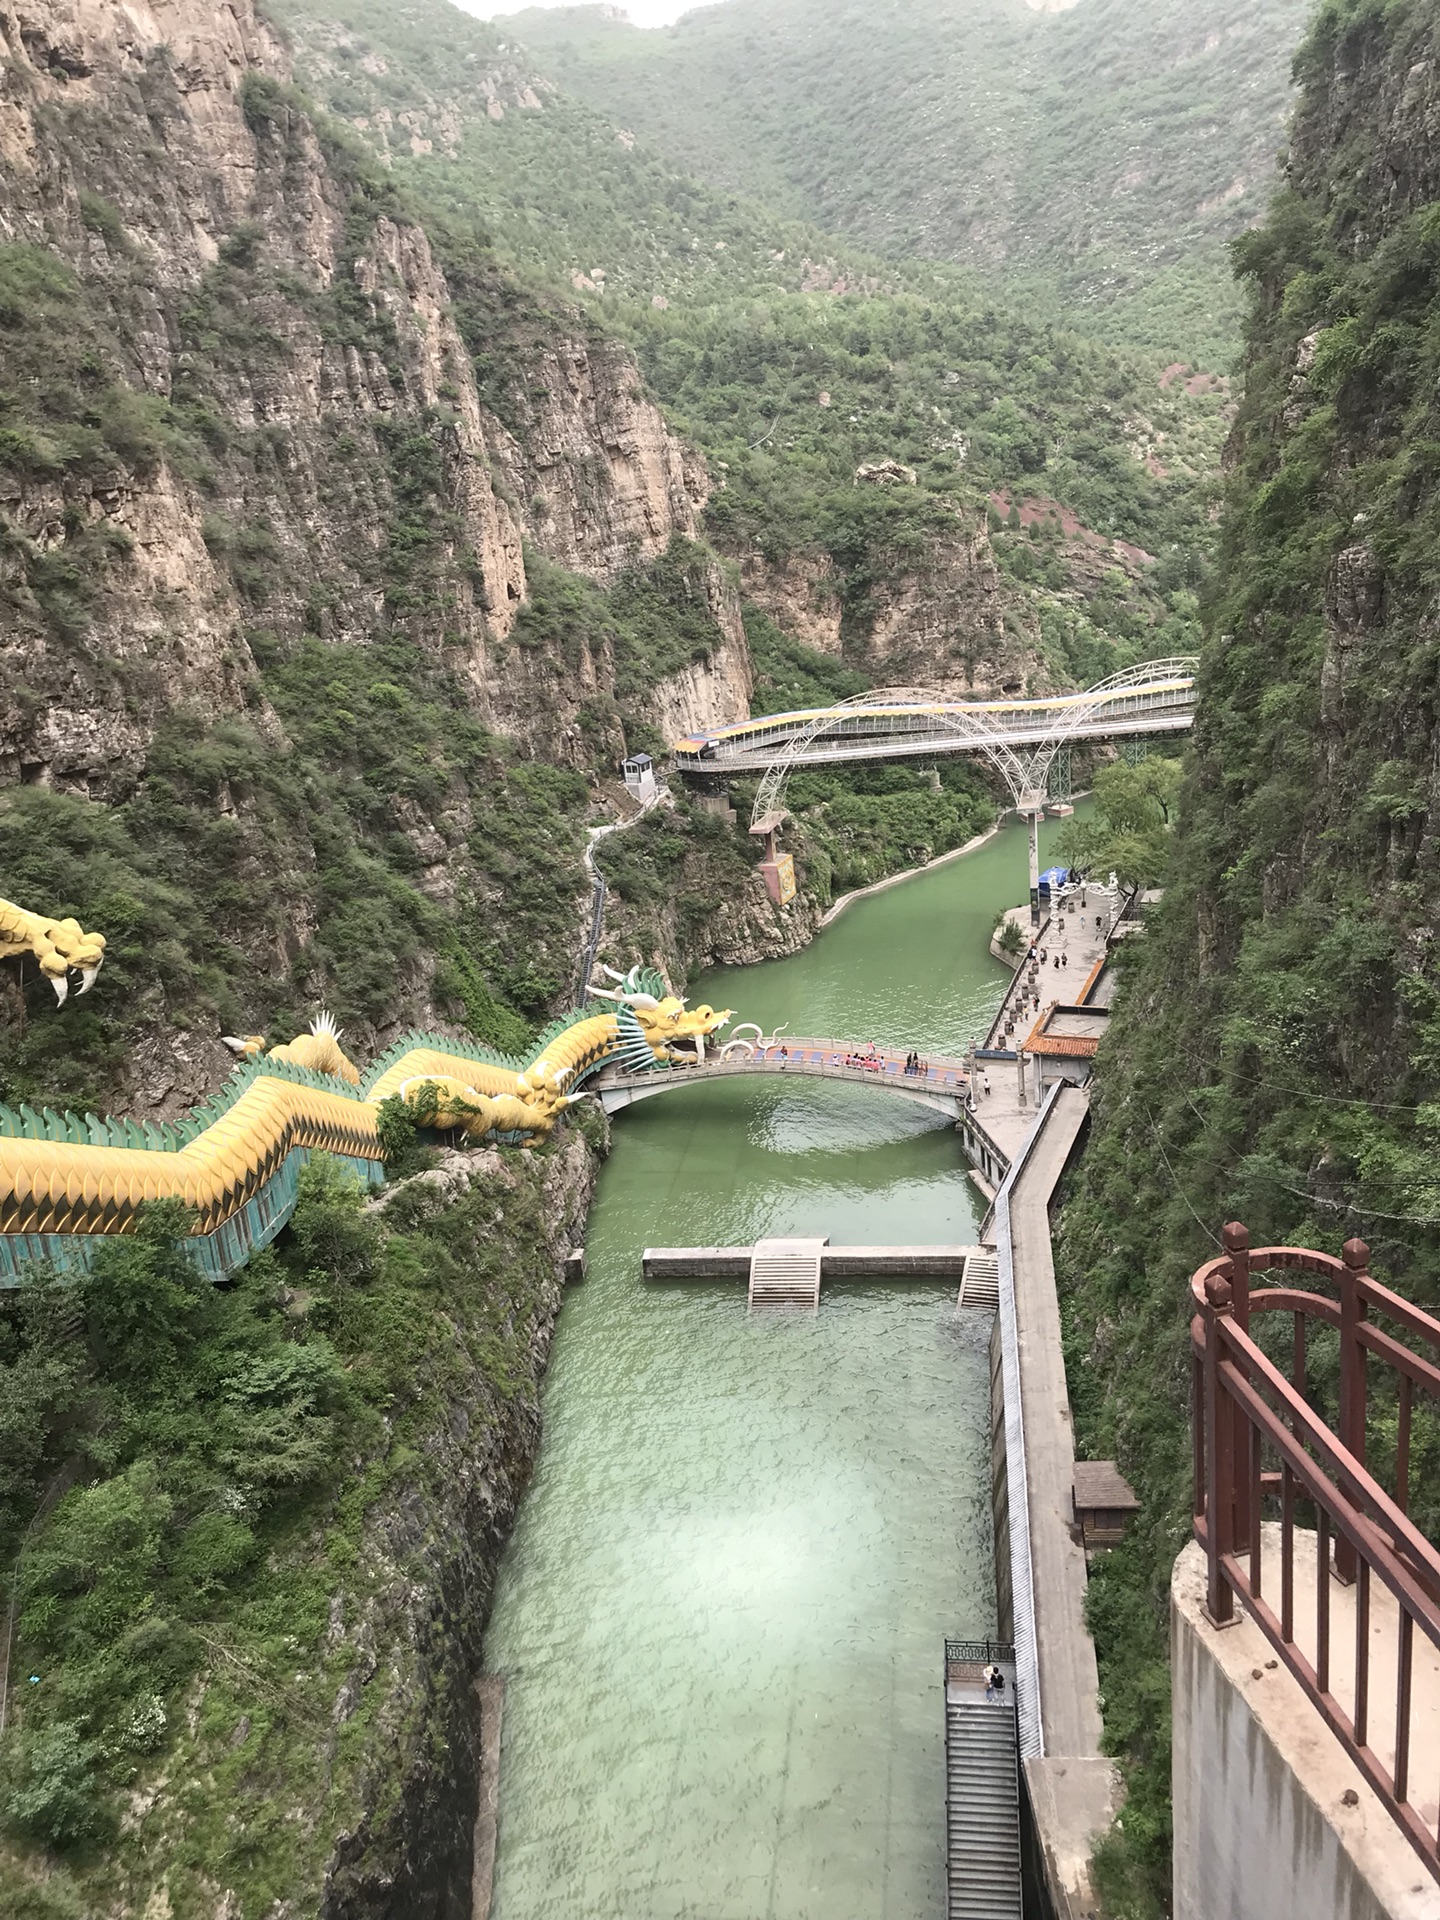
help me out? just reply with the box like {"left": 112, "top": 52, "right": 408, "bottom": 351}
{"left": 223, "top": 1012, "right": 362, "bottom": 1085}
{"left": 585, "top": 963, "right": 735, "bottom": 1066}
{"left": 0, "top": 898, "right": 739, "bottom": 1279}
{"left": 0, "top": 897, "right": 107, "bottom": 1004}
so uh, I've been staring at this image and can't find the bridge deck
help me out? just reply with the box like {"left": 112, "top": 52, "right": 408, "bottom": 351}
{"left": 682, "top": 708, "right": 1193, "bottom": 774}
{"left": 593, "top": 1039, "right": 974, "bottom": 1115}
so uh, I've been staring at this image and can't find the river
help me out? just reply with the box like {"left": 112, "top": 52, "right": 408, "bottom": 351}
{"left": 485, "top": 813, "right": 1075, "bottom": 1920}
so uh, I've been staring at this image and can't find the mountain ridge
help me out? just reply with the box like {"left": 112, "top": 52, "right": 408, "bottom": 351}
{"left": 503, "top": 0, "right": 1314, "bottom": 360}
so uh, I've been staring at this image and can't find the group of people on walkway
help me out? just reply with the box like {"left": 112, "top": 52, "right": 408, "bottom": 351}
{"left": 903, "top": 1051, "right": 930, "bottom": 1076}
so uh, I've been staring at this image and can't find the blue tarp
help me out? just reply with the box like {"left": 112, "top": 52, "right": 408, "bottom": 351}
{"left": 1038, "top": 866, "right": 1069, "bottom": 894}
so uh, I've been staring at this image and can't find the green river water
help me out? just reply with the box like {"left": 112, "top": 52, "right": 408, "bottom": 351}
{"left": 486, "top": 814, "right": 1074, "bottom": 1920}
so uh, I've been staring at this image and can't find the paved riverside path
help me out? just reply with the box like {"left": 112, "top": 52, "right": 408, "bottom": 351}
{"left": 974, "top": 895, "right": 1118, "bottom": 1165}
{"left": 1003, "top": 1082, "right": 1118, "bottom": 1913}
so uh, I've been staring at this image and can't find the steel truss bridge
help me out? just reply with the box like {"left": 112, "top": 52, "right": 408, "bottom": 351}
{"left": 670, "top": 658, "right": 1197, "bottom": 824}
{"left": 672, "top": 658, "right": 1197, "bottom": 921}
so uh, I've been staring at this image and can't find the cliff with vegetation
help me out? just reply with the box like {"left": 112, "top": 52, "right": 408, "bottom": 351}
{"left": 505, "top": 0, "right": 1311, "bottom": 360}
{"left": 0, "top": 0, "right": 1231, "bottom": 1127}
{"left": 0, "top": 0, "right": 1290, "bottom": 1911}
{"left": 279, "top": 0, "right": 1224, "bottom": 703}
{"left": 0, "top": 1128, "right": 601, "bottom": 1920}
{"left": 0, "top": 0, "right": 783, "bottom": 1123}
{"left": 1056, "top": 2, "right": 1440, "bottom": 1910}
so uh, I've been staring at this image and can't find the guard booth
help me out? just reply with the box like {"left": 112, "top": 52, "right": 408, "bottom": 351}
{"left": 623, "top": 754, "right": 657, "bottom": 802}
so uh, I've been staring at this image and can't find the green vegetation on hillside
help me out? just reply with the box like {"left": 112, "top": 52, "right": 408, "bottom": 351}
{"left": 274, "top": 0, "right": 1226, "bottom": 695}
{"left": 630, "top": 290, "right": 1217, "bottom": 682}
{"left": 1054, "top": 756, "right": 1182, "bottom": 889}
{"left": 1057, "top": 2, "right": 1440, "bottom": 1909}
{"left": 0, "top": 1155, "right": 574, "bottom": 1916}
{"left": 506, "top": 0, "right": 1311, "bottom": 363}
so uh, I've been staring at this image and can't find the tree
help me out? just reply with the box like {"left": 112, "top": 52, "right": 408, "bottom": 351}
{"left": 1055, "top": 757, "right": 1183, "bottom": 891}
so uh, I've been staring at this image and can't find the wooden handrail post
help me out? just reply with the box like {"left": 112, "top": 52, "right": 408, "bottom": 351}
{"left": 1202, "top": 1267, "right": 1237, "bottom": 1626}
{"left": 1336, "top": 1236, "right": 1371, "bottom": 1584}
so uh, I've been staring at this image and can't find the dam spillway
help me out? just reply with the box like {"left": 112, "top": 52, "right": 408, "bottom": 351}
{"left": 483, "top": 814, "right": 1079, "bottom": 1918}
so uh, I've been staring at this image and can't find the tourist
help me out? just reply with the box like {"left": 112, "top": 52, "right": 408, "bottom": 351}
{"left": 779, "top": 1045, "right": 789, "bottom": 1068}
{"left": 984, "top": 1663, "right": 1001, "bottom": 1702}
{"left": 1062, "top": 953, "right": 1068, "bottom": 968}
{"left": 981, "top": 1072, "right": 992, "bottom": 1098}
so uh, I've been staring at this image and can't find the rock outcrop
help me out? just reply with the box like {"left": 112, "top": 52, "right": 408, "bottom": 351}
{"left": 855, "top": 506, "right": 1040, "bottom": 694}
{"left": 742, "top": 510, "right": 1048, "bottom": 696}
{"left": 740, "top": 550, "right": 844, "bottom": 654}
{"left": 640, "top": 561, "right": 753, "bottom": 742}
{"left": 491, "top": 335, "right": 710, "bottom": 586}
{"left": 0, "top": 0, "right": 743, "bottom": 794}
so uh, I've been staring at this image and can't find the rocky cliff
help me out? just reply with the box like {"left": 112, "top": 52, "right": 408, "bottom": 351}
{"left": 0, "top": 0, "right": 747, "bottom": 793}
{"left": 740, "top": 504, "right": 1043, "bottom": 697}
{"left": 0, "top": 0, "right": 767, "bottom": 1125}
{"left": 1055, "top": 3, "right": 1440, "bottom": 1908}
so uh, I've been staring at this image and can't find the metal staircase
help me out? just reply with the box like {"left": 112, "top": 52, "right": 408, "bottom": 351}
{"left": 944, "top": 1640, "right": 1023, "bottom": 1920}
{"left": 747, "top": 1237, "right": 824, "bottom": 1309}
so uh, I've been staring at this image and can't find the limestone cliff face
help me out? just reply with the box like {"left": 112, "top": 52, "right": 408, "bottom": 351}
{"left": 744, "top": 507, "right": 1045, "bottom": 696}
{"left": 0, "top": 0, "right": 745, "bottom": 795}
{"left": 855, "top": 506, "right": 1040, "bottom": 694}
{"left": 0, "top": 1, "right": 290, "bottom": 277}
{"left": 640, "top": 561, "right": 753, "bottom": 743}
{"left": 490, "top": 333, "right": 710, "bottom": 585}
{"left": 739, "top": 550, "right": 844, "bottom": 655}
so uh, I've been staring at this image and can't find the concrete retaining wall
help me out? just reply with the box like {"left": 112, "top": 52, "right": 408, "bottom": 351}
{"left": 1171, "top": 1542, "right": 1434, "bottom": 1920}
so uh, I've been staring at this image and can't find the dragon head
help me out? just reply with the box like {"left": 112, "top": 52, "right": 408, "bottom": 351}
{"left": 630, "top": 997, "right": 735, "bottom": 1061}
{"left": 588, "top": 963, "right": 734, "bottom": 1063}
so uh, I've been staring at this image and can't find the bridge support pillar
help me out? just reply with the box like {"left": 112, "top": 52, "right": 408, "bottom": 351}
{"left": 1024, "top": 800, "right": 1043, "bottom": 927}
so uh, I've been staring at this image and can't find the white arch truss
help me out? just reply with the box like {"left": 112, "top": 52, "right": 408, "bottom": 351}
{"left": 747, "top": 658, "right": 1198, "bottom": 831}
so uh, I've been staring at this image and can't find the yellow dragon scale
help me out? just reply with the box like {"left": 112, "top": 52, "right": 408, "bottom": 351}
{"left": 0, "top": 937, "right": 735, "bottom": 1280}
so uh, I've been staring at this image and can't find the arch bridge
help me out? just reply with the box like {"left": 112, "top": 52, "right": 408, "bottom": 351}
{"left": 673, "top": 659, "right": 1197, "bottom": 922}
{"left": 591, "top": 1038, "right": 973, "bottom": 1123}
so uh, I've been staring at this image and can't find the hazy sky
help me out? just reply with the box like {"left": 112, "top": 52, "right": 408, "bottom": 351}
{"left": 470, "top": 0, "right": 716, "bottom": 27}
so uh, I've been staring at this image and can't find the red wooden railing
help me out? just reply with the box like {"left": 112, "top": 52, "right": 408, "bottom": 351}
{"left": 1192, "top": 1223, "right": 1440, "bottom": 1881}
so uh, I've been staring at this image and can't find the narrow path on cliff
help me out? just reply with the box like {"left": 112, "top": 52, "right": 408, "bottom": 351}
{"left": 484, "top": 810, "right": 1080, "bottom": 1920}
